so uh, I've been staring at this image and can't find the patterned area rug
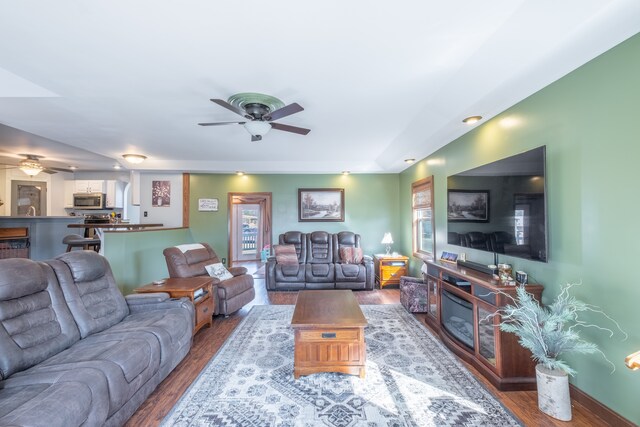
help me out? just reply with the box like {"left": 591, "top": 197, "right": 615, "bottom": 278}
{"left": 162, "top": 305, "right": 521, "bottom": 426}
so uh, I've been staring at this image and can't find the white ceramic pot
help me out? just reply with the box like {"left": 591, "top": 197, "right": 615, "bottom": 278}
{"left": 536, "top": 364, "right": 572, "bottom": 421}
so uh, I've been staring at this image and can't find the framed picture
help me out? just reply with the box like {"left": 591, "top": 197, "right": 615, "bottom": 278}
{"left": 152, "top": 180, "right": 171, "bottom": 207}
{"left": 447, "top": 190, "right": 489, "bottom": 222}
{"left": 298, "top": 188, "right": 344, "bottom": 222}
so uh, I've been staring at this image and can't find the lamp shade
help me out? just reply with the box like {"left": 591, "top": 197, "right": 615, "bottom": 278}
{"left": 381, "top": 232, "right": 394, "bottom": 245}
{"left": 244, "top": 121, "right": 271, "bottom": 137}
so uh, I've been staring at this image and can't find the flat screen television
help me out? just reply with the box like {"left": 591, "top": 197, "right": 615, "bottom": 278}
{"left": 447, "top": 146, "right": 547, "bottom": 262}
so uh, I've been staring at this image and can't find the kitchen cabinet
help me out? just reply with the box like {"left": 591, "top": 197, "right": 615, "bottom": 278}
{"left": 74, "top": 180, "right": 105, "bottom": 193}
{"left": 64, "top": 181, "right": 75, "bottom": 208}
{"left": 105, "top": 180, "right": 124, "bottom": 208}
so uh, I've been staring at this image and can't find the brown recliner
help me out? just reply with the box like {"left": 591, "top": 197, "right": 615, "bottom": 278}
{"left": 163, "top": 243, "right": 255, "bottom": 316}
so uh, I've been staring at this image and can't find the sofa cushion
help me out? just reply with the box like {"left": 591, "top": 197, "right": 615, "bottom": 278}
{"left": 279, "top": 232, "right": 307, "bottom": 262}
{"left": 0, "top": 259, "right": 80, "bottom": 380}
{"left": 0, "top": 368, "right": 110, "bottom": 427}
{"left": 47, "top": 252, "right": 129, "bottom": 339}
{"left": 274, "top": 244, "right": 298, "bottom": 265}
{"left": 307, "top": 231, "right": 333, "bottom": 263}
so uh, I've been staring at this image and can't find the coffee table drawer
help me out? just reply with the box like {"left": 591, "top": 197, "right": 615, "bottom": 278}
{"left": 299, "top": 329, "right": 360, "bottom": 341}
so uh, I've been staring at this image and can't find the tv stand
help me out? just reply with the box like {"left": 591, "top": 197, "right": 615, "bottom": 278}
{"left": 423, "top": 260, "right": 544, "bottom": 391}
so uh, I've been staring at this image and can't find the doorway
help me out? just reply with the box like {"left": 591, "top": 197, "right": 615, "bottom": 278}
{"left": 11, "top": 180, "right": 47, "bottom": 216}
{"left": 228, "top": 193, "right": 272, "bottom": 267}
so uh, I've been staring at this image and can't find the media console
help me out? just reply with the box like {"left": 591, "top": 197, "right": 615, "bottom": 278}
{"left": 423, "top": 260, "right": 544, "bottom": 391}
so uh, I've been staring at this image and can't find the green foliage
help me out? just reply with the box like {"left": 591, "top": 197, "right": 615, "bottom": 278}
{"left": 498, "top": 283, "right": 626, "bottom": 376}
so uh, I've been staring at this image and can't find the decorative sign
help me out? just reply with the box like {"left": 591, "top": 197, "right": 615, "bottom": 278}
{"left": 198, "top": 198, "right": 219, "bottom": 212}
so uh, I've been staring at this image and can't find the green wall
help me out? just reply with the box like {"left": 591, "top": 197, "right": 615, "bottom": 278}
{"left": 188, "top": 173, "right": 401, "bottom": 259}
{"left": 400, "top": 33, "right": 640, "bottom": 422}
{"left": 103, "top": 228, "right": 193, "bottom": 295}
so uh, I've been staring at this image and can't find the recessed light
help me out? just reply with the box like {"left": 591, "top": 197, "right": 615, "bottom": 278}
{"left": 113, "top": 164, "right": 121, "bottom": 170}
{"left": 236, "top": 171, "right": 245, "bottom": 176}
{"left": 68, "top": 166, "right": 77, "bottom": 170}
{"left": 342, "top": 171, "right": 350, "bottom": 176}
{"left": 122, "top": 154, "right": 147, "bottom": 164}
{"left": 462, "top": 116, "right": 482, "bottom": 125}
{"left": 404, "top": 159, "right": 415, "bottom": 164}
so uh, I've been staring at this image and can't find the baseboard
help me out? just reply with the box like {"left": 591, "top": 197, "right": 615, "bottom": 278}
{"left": 569, "top": 384, "right": 635, "bottom": 426}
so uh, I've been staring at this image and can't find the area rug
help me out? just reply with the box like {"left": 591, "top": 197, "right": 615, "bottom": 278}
{"left": 162, "top": 305, "right": 521, "bottom": 426}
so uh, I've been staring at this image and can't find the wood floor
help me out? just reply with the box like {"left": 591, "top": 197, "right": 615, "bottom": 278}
{"left": 126, "top": 267, "right": 614, "bottom": 427}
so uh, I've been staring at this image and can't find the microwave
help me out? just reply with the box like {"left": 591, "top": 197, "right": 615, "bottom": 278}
{"left": 73, "top": 193, "right": 105, "bottom": 209}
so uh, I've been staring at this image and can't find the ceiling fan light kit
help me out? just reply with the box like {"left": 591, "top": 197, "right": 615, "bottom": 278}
{"left": 19, "top": 159, "right": 44, "bottom": 176}
{"left": 122, "top": 154, "right": 147, "bottom": 164}
{"left": 199, "top": 92, "right": 310, "bottom": 142}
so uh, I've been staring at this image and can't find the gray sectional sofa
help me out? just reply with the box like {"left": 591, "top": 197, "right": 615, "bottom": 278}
{"left": 0, "top": 251, "right": 194, "bottom": 427}
{"left": 266, "top": 231, "right": 374, "bottom": 290}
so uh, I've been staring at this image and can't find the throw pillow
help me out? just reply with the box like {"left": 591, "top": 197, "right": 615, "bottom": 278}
{"left": 274, "top": 244, "right": 298, "bottom": 265}
{"left": 340, "top": 246, "right": 355, "bottom": 263}
{"left": 339, "top": 247, "right": 363, "bottom": 264}
{"left": 205, "top": 263, "right": 233, "bottom": 281}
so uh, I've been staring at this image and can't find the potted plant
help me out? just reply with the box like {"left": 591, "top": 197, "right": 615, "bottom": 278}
{"left": 497, "top": 283, "right": 626, "bottom": 421}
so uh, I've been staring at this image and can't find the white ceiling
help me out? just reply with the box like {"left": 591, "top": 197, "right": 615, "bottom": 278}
{"left": 0, "top": 1, "right": 639, "bottom": 174}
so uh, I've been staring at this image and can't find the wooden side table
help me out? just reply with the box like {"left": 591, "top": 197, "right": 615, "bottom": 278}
{"left": 373, "top": 254, "right": 409, "bottom": 288}
{"left": 135, "top": 276, "right": 215, "bottom": 335}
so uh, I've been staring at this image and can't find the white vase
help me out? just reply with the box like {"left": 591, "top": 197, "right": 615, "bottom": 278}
{"left": 536, "top": 364, "right": 572, "bottom": 421}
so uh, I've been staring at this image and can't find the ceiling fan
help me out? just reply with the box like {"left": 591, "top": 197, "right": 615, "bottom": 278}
{"left": 198, "top": 92, "right": 311, "bottom": 141}
{"left": 0, "top": 154, "right": 73, "bottom": 177}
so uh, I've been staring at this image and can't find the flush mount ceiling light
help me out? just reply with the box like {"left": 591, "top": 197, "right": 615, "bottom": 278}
{"left": 122, "top": 154, "right": 147, "bottom": 164}
{"left": 404, "top": 158, "right": 415, "bottom": 164}
{"left": 19, "top": 159, "right": 44, "bottom": 176}
{"left": 462, "top": 115, "right": 482, "bottom": 125}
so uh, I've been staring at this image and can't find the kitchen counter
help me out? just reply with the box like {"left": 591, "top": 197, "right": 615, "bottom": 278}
{"left": 0, "top": 216, "right": 83, "bottom": 260}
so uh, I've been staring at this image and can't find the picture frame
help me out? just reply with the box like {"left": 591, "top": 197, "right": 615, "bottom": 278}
{"left": 198, "top": 198, "right": 219, "bottom": 212}
{"left": 447, "top": 190, "right": 490, "bottom": 222}
{"left": 152, "top": 180, "right": 171, "bottom": 207}
{"left": 298, "top": 188, "right": 344, "bottom": 222}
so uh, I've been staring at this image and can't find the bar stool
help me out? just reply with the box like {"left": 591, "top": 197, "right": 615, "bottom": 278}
{"left": 63, "top": 234, "right": 101, "bottom": 252}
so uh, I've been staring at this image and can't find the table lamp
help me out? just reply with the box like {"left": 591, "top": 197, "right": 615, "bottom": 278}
{"left": 381, "top": 232, "right": 394, "bottom": 255}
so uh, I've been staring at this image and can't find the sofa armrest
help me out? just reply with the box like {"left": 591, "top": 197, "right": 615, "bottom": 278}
{"left": 125, "top": 293, "right": 195, "bottom": 316}
{"left": 227, "top": 266, "right": 248, "bottom": 276}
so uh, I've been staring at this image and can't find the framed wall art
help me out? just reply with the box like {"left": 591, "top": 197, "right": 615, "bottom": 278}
{"left": 298, "top": 188, "right": 344, "bottom": 222}
{"left": 152, "top": 180, "right": 171, "bottom": 207}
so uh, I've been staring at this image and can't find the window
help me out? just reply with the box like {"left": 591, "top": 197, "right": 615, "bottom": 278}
{"left": 412, "top": 176, "right": 434, "bottom": 260}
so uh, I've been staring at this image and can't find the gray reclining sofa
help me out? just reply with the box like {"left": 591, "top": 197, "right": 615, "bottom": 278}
{"left": 0, "top": 251, "right": 194, "bottom": 427}
{"left": 266, "top": 231, "right": 374, "bottom": 290}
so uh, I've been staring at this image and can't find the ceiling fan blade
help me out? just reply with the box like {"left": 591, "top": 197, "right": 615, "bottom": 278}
{"left": 198, "top": 121, "right": 245, "bottom": 126}
{"left": 210, "top": 99, "right": 250, "bottom": 118}
{"left": 42, "top": 168, "right": 57, "bottom": 174}
{"left": 48, "top": 167, "right": 74, "bottom": 173}
{"left": 265, "top": 103, "right": 304, "bottom": 121}
{"left": 270, "top": 122, "right": 311, "bottom": 135}
{"left": 251, "top": 135, "right": 262, "bottom": 142}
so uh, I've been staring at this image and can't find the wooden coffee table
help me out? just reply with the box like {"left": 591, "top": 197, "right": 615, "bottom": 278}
{"left": 291, "top": 290, "right": 368, "bottom": 379}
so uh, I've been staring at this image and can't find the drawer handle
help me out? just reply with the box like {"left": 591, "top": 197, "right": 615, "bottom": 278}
{"left": 202, "top": 307, "right": 209, "bottom": 313}
{"left": 321, "top": 332, "right": 337, "bottom": 339}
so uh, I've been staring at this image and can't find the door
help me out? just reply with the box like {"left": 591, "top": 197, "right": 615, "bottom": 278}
{"left": 232, "top": 204, "right": 262, "bottom": 261}
{"left": 11, "top": 180, "right": 47, "bottom": 216}
{"left": 228, "top": 193, "right": 272, "bottom": 266}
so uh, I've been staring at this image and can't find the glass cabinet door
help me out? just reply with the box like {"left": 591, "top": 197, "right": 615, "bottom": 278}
{"left": 477, "top": 305, "right": 497, "bottom": 367}
{"left": 426, "top": 276, "right": 439, "bottom": 321}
